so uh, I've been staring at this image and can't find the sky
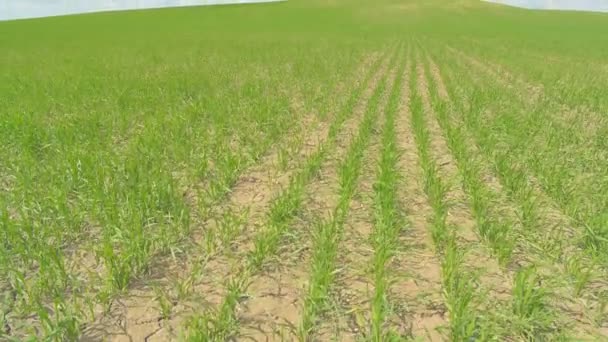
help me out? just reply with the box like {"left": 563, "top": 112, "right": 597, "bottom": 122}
{"left": 0, "top": 0, "right": 281, "bottom": 21}
{"left": 485, "top": 0, "right": 608, "bottom": 11}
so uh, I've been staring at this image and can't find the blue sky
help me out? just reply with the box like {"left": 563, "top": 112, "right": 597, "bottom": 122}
{"left": 0, "top": 0, "right": 280, "bottom": 21}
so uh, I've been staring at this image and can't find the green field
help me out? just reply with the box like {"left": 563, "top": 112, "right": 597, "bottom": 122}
{"left": 1, "top": 0, "right": 608, "bottom": 340}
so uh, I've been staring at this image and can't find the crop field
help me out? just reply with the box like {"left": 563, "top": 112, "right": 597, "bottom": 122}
{"left": 1, "top": 0, "right": 608, "bottom": 340}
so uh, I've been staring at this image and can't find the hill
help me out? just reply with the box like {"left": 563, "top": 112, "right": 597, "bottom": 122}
{"left": 1, "top": 0, "right": 607, "bottom": 340}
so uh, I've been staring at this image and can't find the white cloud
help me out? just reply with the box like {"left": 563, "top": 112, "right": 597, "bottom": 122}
{"left": 485, "top": 0, "right": 608, "bottom": 11}
{"left": 0, "top": 0, "right": 283, "bottom": 21}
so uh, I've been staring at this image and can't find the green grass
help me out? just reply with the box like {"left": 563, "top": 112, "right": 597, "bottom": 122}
{"left": 409, "top": 55, "right": 481, "bottom": 341}
{"left": 299, "top": 47, "right": 397, "bottom": 340}
{"left": 369, "top": 48, "right": 406, "bottom": 341}
{"left": 181, "top": 49, "right": 387, "bottom": 341}
{"left": 1, "top": 0, "right": 608, "bottom": 340}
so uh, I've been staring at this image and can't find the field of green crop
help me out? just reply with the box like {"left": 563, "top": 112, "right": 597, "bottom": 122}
{"left": 1, "top": 0, "right": 608, "bottom": 340}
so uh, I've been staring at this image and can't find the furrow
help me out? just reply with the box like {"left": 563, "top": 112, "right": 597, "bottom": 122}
{"left": 313, "top": 48, "right": 400, "bottom": 341}
{"left": 416, "top": 64, "right": 510, "bottom": 284}
{"left": 446, "top": 45, "right": 607, "bottom": 271}
{"left": 425, "top": 53, "right": 568, "bottom": 339}
{"left": 409, "top": 55, "right": 474, "bottom": 341}
{"left": 82, "top": 96, "right": 324, "bottom": 342}
{"left": 297, "top": 46, "right": 399, "bottom": 341}
{"left": 422, "top": 54, "right": 517, "bottom": 264}
{"left": 446, "top": 45, "right": 543, "bottom": 104}
{"left": 391, "top": 59, "right": 447, "bottom": 341}
{"left": 447, "top": 44, "right": 606, "bottom": 140}
{"left": 436, "top": 49, "right": 608, "bottom": 340}
{"left": 81, "top": 53, "right": 384, "bottom": 342}
{"left": 415, "top": 59, "right": 514, "bottom": 336}
{"left": 368, "top": 52, "right": 409, "bottom": 341}
{"left": 234, "top": 51, "right": 393, "bottom": 342}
